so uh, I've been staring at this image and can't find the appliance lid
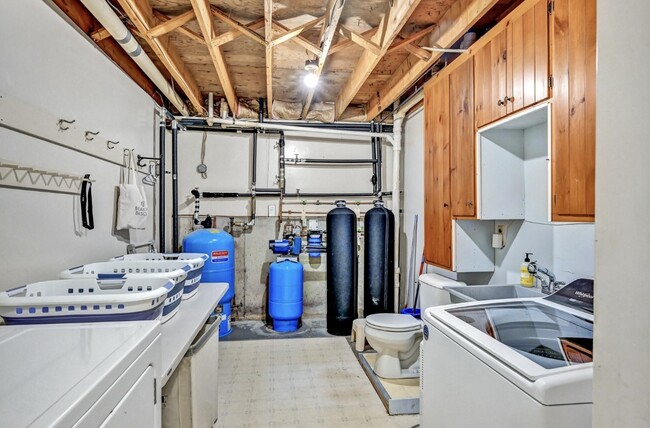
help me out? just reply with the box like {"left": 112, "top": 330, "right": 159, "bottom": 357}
{"left": 544, "top": 278, "right": 594, "bottom": 314}
{"left": 366, "top": 313, "right": 421, "bottom": 331}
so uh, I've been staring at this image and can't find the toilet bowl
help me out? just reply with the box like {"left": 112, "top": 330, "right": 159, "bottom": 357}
{"left": 365, "top": 313, "right": 422, "bottom": 379}
{"left": 363, "top": 273, "right": 467, "bottom": 379}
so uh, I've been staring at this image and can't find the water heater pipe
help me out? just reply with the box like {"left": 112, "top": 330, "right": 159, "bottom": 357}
{"left": 79, "top": 0, "right": 189, "bottom": 116}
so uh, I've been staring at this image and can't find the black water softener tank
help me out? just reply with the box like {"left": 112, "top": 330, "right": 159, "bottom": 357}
{"left": 326, "top": 200, "right": 358, "bottom": 335}
{"left": 363, "top": 199, "right": 395, "bottom": 316}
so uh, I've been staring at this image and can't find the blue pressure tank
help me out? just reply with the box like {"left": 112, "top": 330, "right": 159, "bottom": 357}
{"left": 269, "top": 259, "right": 304, "bottom": 332}
{"left": 183, "top": 229, "right": 235, "bottom": 336}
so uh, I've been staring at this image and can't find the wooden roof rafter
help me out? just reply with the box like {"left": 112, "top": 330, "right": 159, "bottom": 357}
{"left": 270, "top": 16, "right": 324, "bottom": 47}
{"left": 151, "top": 10, "right": 205, "bottom": 45}
{"left": 365, "top": 0, "right": 500, "bottom": 120}
{"left": 210, "top": 5, "right": 267, "bottom": 46}
{"left": 117, "top": 0, "right": 204, "bottom": 113}
{"left": 386, "top": 24, "right": 436, "bottom": 54}
{"left": 328, "top": 27, "right": 378, "bottom": 56}
{"left": 147, "top": 9, "right": 195, "bottom": 38}
{"left": 334, "top": 0, "right": 423, "bottom": 119}
{"left": 190, "top": 0, "right": 238, "bottom": 112}
{"left": 301, "top": 0, "right": 346, "bottom": 118}
{"left": 338, "top": 25, "right": 381, "bottom": 56}
{"left": 272, "top": 22, "right": 322, "bottom": 56}
{"left": 212, "top": 18, "right": 265, "bottom": 48}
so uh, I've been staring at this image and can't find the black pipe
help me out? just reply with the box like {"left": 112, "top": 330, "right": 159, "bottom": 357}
{"left": 282, "top": 157, "right": 377, "bottom": 165}
{"left": 177, "top": 118, "right": 393, "bottom": 133}
{"left": 252, "top": 133, "right": 258, "bottom": 188}
{"left": 278, "top": 132, "right": 286, "bottom": 193}
{"left": 172, "top": 120, "right": 179, "bottom": 251}
{"left": 179, "top": 126, "right": 266, "bottom": 134}
{"left": 376, "top": 122, "right": 383, "bottom": 196}
{"left": 158, "top": 115, "right": 166, "bottom": 253}
{"left": 371, "top": 121, "right": 378, "bottom": 195}
{"left": 200, "top": 191, "right": 391, "bottom": 198}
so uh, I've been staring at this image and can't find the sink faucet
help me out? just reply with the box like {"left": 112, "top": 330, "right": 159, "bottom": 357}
{"left": 527, "top": 262, "right": 566, "bottom": 294}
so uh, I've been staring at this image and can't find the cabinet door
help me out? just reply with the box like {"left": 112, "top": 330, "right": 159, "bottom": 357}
{"left": 551, "top": 0, "right": 596, "bottom": 221}
{"left": 475, "top": 29, "right": 508, "bottom": 127}
{"left": 508, "top": 0, "right": 550, "bottom": 113}
{"left": 424, "top": 78, "right": 452, "bottom": 269}
{"left": 449, "top": 58, "right": 476, "bottom": 218}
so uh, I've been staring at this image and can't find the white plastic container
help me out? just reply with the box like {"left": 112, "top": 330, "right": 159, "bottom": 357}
{"left": 110, "top": 253, "right": 208, "bottom": 299}
{"left": 60, "top": 260, "right": 191, "bottom": 321}
{"left": 0, "top": 277, "right": 172, "bottom": 325}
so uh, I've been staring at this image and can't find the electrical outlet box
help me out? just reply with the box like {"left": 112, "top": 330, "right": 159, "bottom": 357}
{"left": 268, "top": 204, "right": 276, "bottom": 217}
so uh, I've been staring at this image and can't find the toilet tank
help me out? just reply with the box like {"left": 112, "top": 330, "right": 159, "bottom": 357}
{"left": 419, "top": 273, "right": 466, "bottom": 310}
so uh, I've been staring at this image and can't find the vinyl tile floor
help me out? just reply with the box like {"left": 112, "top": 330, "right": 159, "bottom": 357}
{"left": 216, "top": 336, "right": 420, "bottom": 428}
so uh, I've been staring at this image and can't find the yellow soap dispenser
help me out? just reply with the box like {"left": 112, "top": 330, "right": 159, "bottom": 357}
{"left": 520, "top": 253, "right": 534, "bottom": 287}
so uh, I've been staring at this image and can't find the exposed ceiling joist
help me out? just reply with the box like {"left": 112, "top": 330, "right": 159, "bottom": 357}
{"left": 147, "top": 9, "right": 195, "bottom": 38}
{"left": 403, "top": 42, "right": 431, "bottom": 61}
{"left": 270, "top": 16, "right": 323, "bottom": 47}
{"left": 212, "top": 18, "right": 265, "bottom": 48}
{"left": 365, "top": 0, "right": 499, "bottom": 120}
{"left": 190, "top": 0, "right": 238, "bottom": 112}
{"left": 210, "top": 5, "right": 266, "bottom": 46}
{"left": 386, "top": 24, "right": 436, "bottom": 54}
{"left": 152, "top": 10, "right": 205, "bottom": 45}
{"left": 301, "top": 0, "right": 346, "bottom": 118}
{"left": 90, "top": 27, "right": 111, "bottom": 42}
{"left": 265, "top": 0, "right": 273, "bottom": 109}
{"left": 272, "top": 22, "right": 322, "bottom": 57}
{"left": 117, "top": 0, "right": 204, "bottom": 112}
{"left": 338, "top": 25, "right": 381, "bottom": 56}
{"left": 334, "top": 0, "right": 423, "bottom": 119}
{"left": 328, "top": 27, "right": 377, "bottom": 56}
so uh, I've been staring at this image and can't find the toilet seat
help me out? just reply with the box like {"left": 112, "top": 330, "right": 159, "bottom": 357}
{"left": 365, "top": 313, "right": 421, "bottom": 333}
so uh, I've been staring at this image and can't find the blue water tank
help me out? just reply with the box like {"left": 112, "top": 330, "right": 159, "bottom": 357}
{"left": 269, "top": 259, "right": 304, "bottom": 332}
{"left": 308, "top": 232, "right": 322, "bottom": 258}
{"left": 183, "top": 229, "right": 235, "bottom": 336}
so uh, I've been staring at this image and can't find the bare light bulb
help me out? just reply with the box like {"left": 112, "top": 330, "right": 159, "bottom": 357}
{"left": 304, "top": 72, "right": 318, "bottom": 88}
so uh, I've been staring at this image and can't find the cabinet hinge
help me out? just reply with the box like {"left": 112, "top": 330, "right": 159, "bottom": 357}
{"left": 548, "top": 0, "right": 554, "bottom": 14}
{"left": 549, "top": 75, "right": 554, "bottom": 89}
{"left": 154, "top": 378, "right": 157, "bottom": 405}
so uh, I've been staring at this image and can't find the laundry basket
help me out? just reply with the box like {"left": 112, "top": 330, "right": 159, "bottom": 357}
{"left": 111, "top": 253, "right": 208, "bottom": 299}
{"left": 60, "top": 260, "right": 191, "bottom": 322}
{"left": 0, "top": 277, "right": 172, "bottom": 325}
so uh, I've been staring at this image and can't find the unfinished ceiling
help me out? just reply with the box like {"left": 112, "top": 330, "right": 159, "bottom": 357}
{"left": 56, "top": 0, "right": 523, "bottom": 121}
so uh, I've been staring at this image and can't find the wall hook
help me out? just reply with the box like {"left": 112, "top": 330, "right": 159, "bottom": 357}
{"left": 57, "top": 119, "right": 75, "bottom": 131}
{"left": 85, "top": 130, "right": 99, "bottom": 141}
{"left": 137, "top": 155, "right": 161, "bottom": 168}
{"left": 106, "top": 140, "right": 120, "bottom": 150}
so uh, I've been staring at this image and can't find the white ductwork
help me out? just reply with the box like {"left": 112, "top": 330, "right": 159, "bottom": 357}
{"left": 79, "top": 0, "right": 189, "bottom": 116}
{"left": 392, "top": 90, "right": 424, "bottom": 312}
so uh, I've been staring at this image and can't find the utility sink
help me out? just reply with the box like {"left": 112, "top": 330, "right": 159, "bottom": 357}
{"left": 445, "top": 284, "right": 544, "bottom": 304}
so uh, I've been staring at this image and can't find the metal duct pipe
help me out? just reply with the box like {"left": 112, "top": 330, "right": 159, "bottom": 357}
{"left": 79, "top": 0, "right": 189, "bottom": 116}
{"left": 158, "top": 110, "right": 166, "bottom": 252}
{"left": 172, "top": 120, "right": 179, "bottom": 250}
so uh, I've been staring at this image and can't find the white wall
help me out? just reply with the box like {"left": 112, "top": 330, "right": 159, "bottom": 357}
{"left": 593, "top": 0, "right": 650, "bottom": 425}
{"left": 0, "top": 0, "right": 157, "bottom": 288}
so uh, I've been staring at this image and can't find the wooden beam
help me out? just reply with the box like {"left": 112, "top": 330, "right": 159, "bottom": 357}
{"left": 212, "top": 18, "right": 265, "bottom": 48}
{"left": 210, "top": 5, "right": 266, "bottom": 46}
{"left": 190, "top": 0, "right": 237, "bottom": 112}
{"left": 403, "top": 42, "right": 432, "bottom": 61}
{"left": 386, "top": 24, "right": 436, "bottom": 54}
{"left": 118, "top": 0, "right": 204, "bottom": 112}
{"left": 338, "top": 25, "right": 381, "bottom": 56}
{"left": 265, "top": 0, "right": 273, "bottom": 110}
{"left": 272, "top": 22, "right": 322, "bottom": 56}
{"left": 152, "top": 10, "right": 205, "bottom": 45}
{"left": 270, "top": 16, "right": 323, "bottom": 47}
{"left": 334, "top": 0, "right": 423, "bottom": 119}
{"left": 147, "top": 9, "right": 195, "bottom": 38}
{"left": 301, "top": 0, "right": 345, "bottom": 118}
{"left": 365, "top": 0, "right": 499, "bottom": 120}
{"left": 328, "top": 27, "right": 377, "bottom": 56}
{"left": 90, "top": 27, "right": 111, "bottom": 42}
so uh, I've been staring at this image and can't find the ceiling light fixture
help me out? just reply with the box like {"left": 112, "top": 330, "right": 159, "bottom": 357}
{"left": 304, "top": 59, "right": 319, "bottom": 88}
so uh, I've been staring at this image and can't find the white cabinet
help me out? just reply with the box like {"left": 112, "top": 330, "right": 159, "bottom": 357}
{"left": 477, "top": 104, "right": 550, "bottom": 221}
{"left": 100, "top": 366, "right": 157, "bottom": 427}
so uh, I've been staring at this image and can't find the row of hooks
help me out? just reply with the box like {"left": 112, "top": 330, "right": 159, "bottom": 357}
{"left": 0, "top": 158, "right": 94, "bottom": 195}
{"left": 57, "top": 118, "right": 119, "bottom": 149}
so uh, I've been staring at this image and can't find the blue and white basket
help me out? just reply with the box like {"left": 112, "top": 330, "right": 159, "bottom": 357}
{"left": 110, "top": 253, "right": 208, "bottom": 299}
{"left": 0, "top": 277, "right": 172, "bottom": 325}
{"left": 60, "top": 260, "right": 191, "bottom": 322}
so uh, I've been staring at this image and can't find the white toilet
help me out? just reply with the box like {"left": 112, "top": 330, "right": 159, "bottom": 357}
{"left": 364, "top": 273, "right": 465, "bottom": 379}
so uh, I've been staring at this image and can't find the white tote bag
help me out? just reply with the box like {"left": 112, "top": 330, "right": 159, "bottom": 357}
{"left": 116, "top": 150, "right": 148, "bottom": 230}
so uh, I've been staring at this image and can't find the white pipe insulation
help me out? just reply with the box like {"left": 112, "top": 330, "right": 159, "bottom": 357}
{"left": 79, "top": 0, "right": 189, "bottom": 116}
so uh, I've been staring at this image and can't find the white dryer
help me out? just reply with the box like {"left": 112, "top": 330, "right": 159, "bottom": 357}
{"left": 420, "top": 279, "right": 594, "bottom": 428}
{"left": 0, "top": 321, "right": 161, "bottom": 427}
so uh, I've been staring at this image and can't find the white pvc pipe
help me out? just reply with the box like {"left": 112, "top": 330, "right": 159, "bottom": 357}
{"left": 176, "top": 116, "right": 395, "bottom": 144}
{"left": 80, "top": 0, "right": 189, "bottom": 116}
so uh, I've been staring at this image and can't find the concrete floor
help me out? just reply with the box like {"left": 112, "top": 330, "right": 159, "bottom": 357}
{"left": 221, "top": 318, "right": 331, "bottom": 342}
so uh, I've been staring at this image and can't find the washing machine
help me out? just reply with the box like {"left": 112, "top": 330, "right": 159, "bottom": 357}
{"left": 0, "top": 321, "right": 161, "bottom": 427}
{"left": 420, "top": 279, "right": 594, "bottom": 428}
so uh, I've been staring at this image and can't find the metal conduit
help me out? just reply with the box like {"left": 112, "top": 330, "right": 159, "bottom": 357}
{"left": 158, "top": 112, "right": 166, "bottom": 252}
